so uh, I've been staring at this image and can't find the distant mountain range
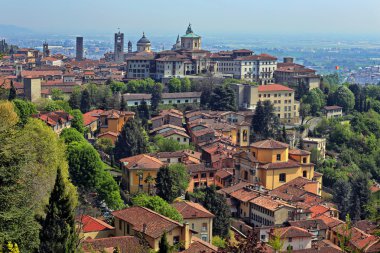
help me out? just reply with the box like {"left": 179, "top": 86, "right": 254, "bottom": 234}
{"left": 0, "top": 24, "right": 34, "bottom": 37}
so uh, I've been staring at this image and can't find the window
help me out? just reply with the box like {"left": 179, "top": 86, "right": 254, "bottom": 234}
{"left": 193, "top": 174, "right": 198, "bottom": 179}
{"left": 173, "top": 236, "right": 180, "bottom": 245}
{"left": 177, "top": 100, "right": 180, "bottom": 103}
{"left": 276, "top": 154, "right": 281, "bottom": 161}
{"left": 303, "top": 170, "right": 307, "bottom": 177}
{"left": 202, "top": 223, "right": 208, "bottom": 232}
{"left": 177, "top": 137, "right": 180, "bottom": 141}
{"left": 261, "top": 235, "right": 266, "bottom": 240}
{"left": 279, "top": 173, "right": 286, "bottom": 182}
{"left": 185, "top": 100, "right": 189, "bottom": 103}
{"left": 177, "top": 158, "right": 181, "bottom": 162}
{"left": 119, "top": 219, "right": 122, "bottom": 230}
{"left": 253, "top": 152, "right": 256, "bottom": 157}
{"left": 201, "top": 173, "right": 206, "bottom": 178}
{"left": 192, "top": 223, "right": 195, "bottom": 230}
{"left": 209, "top": 172, "right": 214, "bottom": 178}
{"left": 201, "top": 235, "right": 208, "bottom": 242}
{"left": 303, "top": 157, "right": 307, "bottom": 163}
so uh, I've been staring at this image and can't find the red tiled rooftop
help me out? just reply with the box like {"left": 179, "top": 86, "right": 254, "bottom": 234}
{"left": 258, "top": 84, "right": 293, "bottom": 92}
{"left": 250, "top": 139, "right": 289, "bottom": 149}
{"left": 78, "top": 215, "right": 114, "bottom": 233}
{"left": 172, "top": 201, "right": 214, "bottom": 219}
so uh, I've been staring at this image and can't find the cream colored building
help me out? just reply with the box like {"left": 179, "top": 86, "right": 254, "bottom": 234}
{"left": 233, "top": 83, "right": 300, "bottom": 124}
{"left": 172, "top": 202, "right": 214, "bottom": 243}
{"left": 302, "top": 137, "right": 326, "bottom": 161}
{"left": 233, "top": 54, "right": 277, "bottom": 84}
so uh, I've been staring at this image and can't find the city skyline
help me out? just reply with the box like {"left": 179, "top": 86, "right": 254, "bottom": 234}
{"left": 2, "top": 0, "right": 380, "bottom": 36}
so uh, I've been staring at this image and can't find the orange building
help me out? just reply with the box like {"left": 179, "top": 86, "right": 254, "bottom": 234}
{"left": 98, "top": 110, "right": 135, "bottom": 143}
{"left": 235, "top": 139, "right": 322, "bottom": 194}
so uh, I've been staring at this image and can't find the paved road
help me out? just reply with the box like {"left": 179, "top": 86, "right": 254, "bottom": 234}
{"left": 306, "top": 117, "right": 322, "bottom": 132}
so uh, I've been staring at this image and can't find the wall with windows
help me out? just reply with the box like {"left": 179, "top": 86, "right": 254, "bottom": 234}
{"left": 185, "top": 217, "right": 213, "bottom": 243}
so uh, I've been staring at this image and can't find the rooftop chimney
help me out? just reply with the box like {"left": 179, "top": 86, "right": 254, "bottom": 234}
{"left": 143, "top": 223, "right": 147, "bottom": 233}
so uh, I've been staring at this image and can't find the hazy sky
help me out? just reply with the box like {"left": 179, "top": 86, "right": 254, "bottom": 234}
{"left": 2, "top": 0, "right": 380, "bottom": 36}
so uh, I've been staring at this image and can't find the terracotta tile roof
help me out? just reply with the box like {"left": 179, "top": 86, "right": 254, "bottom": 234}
{"left": 218, "top": 182, "right": 253, "bottom": 195}
{"left": 323, "top": 105, "right": 343, "bottom": 111}
{"left": 35, "top": 110, "right": 73, "bottom": 127}
{"left": 160, "top": 129, "right": 190, "bottom": 138}
{"left": 258, "top": 160, "right": 300, "bottom": 170}
{"left": 271, "top": 226, "right": 313, "bottom": 238}
{"left": 250, "top": 196, "right": 294, "bottom": 211}
{"left": 78, "top": 215, "right": 114, "bottom": 233}
{"left": 186, "top": 164, "right": 216, "bottom": 174}
{"left": 192, "top": 127, "right": 215, "bottom": 137}
{"left": 354, "top": 220, "right": 380, "bottom": 235}
{"left": 289, "top": 219, "right": 328, "bottom": 231}
{"left": 317, "top": 214, "right": 343, "bottom": 229}
{"left": 21, "top": 70, "right": 63, "bottom": 77}
{"left": 82, "top": 109, "right": 103, "bottom": 126}
{"left": 120, "top": 154, "right": 163, "bottom": 170}
{"left": 181, "top": 237, "right": 218, "bottom": 253}
{"left": 236, "top": 53, "right": 277, "bottom": 61}
{"left": 150, "top": 124, "right": 187, "bottom": 134}
{"left": 112, "top": 206, "right": 183, "bottom": 238}
{"left": 98, "top": 131, "right": 118, "bottom": 138}
{"left": 172, "top": 201, "right": 214, "bottom": 219}
{"left": 151, "top": 112, "right": 182, "bottom": 121}
{"left": 250, "top": 139, "right": 289, "bottom": 149}
{"left": 289, "top": 148, "right": 311, "bottom": 156}
{"left": 100, "top": 109, "right": 135, "bottom": 119}
{"left": 309, "top": 205, "right": 330, "bottom": 218}
{"left": 258, "top": 84, "right": 293, "bottom": 92}
{"left": 162, "top": 92, "right": 201, "bottom": 99}
{"left": 160, "top": 108, "right": 183, "bottom": 117}
{"left": 82, "top": 236, "right": 141, "bottom": 253}
{"left": 215, "top": 169, "right": 233, "bottom": 179}
{"left": 229, "top": 188, "right": 260, "bottom": 202}
{"left": 290, "top": 247, "right": 343, "bottom": 253}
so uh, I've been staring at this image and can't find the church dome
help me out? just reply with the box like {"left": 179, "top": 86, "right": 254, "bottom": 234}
{"left": 137, "top": 32, "right": 151, "bottom": 44}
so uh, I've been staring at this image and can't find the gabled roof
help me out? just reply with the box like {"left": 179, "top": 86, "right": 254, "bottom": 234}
{"left": 119, "top": 154, "right": 163, "bottom": 170}
{"left": 217, "top": 182, "right": 253, "bottom": 195}
{"left": 160, "top": 129, "right": 190, "bottom": 138}
{"left": 83, "top": 109, "right": 104, "bottom": 126}
{"left": 181, "top": 237, "right": 218, "bottom": 253}
{"left": 288, "top": 148, "right": 311, "bottom": 156}
{"left": 172, "top": 201, "right": 214, "bottom": 219}
{"left": 250, "top": 139, "right": 289, "bottom": 149}
{"left": 112, "top": 206, "right": 183, "bottom": 239}
{"left": 78, "top": 215, "right": 114, "bottom": 233}
{"left": 250, "top": 195, "right": 294, "bottom": 211}
{"left": 229, "top": 188, "right": 260, "bottom": 202}
{"left": 82, "top": 236, "right": 141, "bottom": 253}
{"left": 289, "top": 219, "right": 329, "bottom": 231}
{"left": 271, "top": 226, "right": 313, "bottom": 239}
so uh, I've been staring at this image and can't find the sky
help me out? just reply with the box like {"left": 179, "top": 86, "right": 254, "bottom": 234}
{"left": 1, "top": 0, "right": 380, "bottom": 37}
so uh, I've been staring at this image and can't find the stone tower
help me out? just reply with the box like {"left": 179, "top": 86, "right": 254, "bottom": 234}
{"left": 181, "top": 23, "right": 201, "bottom": 50}
{"left": 128, "top": 41, "right": 132, "bottom": 53}
{"left": 114, "top": 31, "right": 124, "bottom": 63}
{"left": 76, "top": 37, "right": 84, "bottom": 61}
{"left": 43, "top": 42, "right": 50, "bottom": 57}
{"left": 24, "top": 77, "right": 41, "bottom": 102}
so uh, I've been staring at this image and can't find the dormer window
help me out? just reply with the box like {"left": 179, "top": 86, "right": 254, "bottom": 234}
{"left": 276, "top": 154, "right": 281, "bottom": 161}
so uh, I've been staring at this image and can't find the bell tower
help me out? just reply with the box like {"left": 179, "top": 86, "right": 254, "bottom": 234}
{"left": 114, "top": 30, "right": 124, "bottom": 63}
{"left": 43, "top": 42, "right": 50, "bottom": 57}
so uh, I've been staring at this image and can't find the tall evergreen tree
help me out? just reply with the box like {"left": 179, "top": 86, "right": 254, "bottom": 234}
{"left": 151, "top": 83, "right": 162, "bottom": 113}
{"left": 333, "top": 179, "right": 352, "bottom": 220}
{"left": 114, "top": 118, "right": 148, "bottom": 160}
{"left": 252, "top": 100, "right": 279, "bottom": 139}
{"left": 8, "top": 81, "right": 16, "bottom": 101}
{"left": 202, "top": 186, "right": 231, "bottom": 238}
{"left": 252, "top": 100, "right": 265, "bottom": 134}
{"left": 69, "top": 87, "right": 81, "bottom": 110}
{"left": 209, "top": 86, "right": 236, "bottom": 111}
{"left": 156, "top": 166, "right": 176, "bottom": 203}
{"left": 80, "top": 89, "right": 91, "bottom": 113}
{"left": 39, "top": 169, "right": 77, "bottom": 253}
{"left": 158, "top": 232, "right": 170, "bottom": 253}
{"left": 350, "top": 172, "right": 371, "bottom": 220}
{"left": 120, "top": 95, "right": 126, "bottom": 111}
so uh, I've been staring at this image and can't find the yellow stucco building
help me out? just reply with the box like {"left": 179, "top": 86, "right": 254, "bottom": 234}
{"left": 235, "top": 139, "right": 321, "bottom": 194}
{"left": 98, "top": 110, "right": 135, "bottom": 144}
{"left": 120, "top": 154, "right": 163, "bottom": 194}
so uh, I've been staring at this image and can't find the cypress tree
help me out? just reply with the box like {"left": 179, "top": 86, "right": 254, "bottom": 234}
{"left": 151, "top": 83, "right": 162, "bottom": 113}
{"left": 8, "top": 81, "right": 16, "bottom": 100}
{"left": 252, "top": 100, "right": 265, "bottom": 135}
{"left": 158, "top": 232, "right": 170, "bottom": 253}
{"left": 120, "top": 95, "right": 126, "bottom": 111}
{"left": 156, "top": 166, "right": 176, "bottom": 203}
{"left": 39, "top": 169, "right": 77, "bottom": 253}
{"left": 80, "top": 89, "right": 91, "bottom": 113}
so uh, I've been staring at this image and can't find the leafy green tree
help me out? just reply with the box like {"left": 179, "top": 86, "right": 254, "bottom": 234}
{"left": 12, "top": 99, "right": 37, "bottom": 126}
{"left": 151, "top": 83, "right": 163, "bottom": 113}
{"left": 209, "top": 86, "right": 236, "bottom": 111}
{"left": 268, "top": 229, "right": 284, "bottom": 253}
{"left": 96, "top": 170, "right": 124, "bottom": 210}
{"left": 51, "top": 88, "right": 65, "bottom": 101}
{"left": 158, "top": 232, "right": 171, "bottom": 253}
{"left": 212, "top": 236, "right": 226, "bottom": 248}
{"left": 110, "top": 81, "right": 126, "bottom": 93}
{"left": 80, "top": 89, "right": 91, "bottom": 113}
{"left": 181, "top": 77, "right": 191, "bottom": 92}
{"left": 39, "top": 169, "right": 77, "bottom": 253}
{"left": 68, "top": 86, "right": 81, "bottom": 110}
{"left": 114, "top": 118, "right": 148, "bottom": 160}
{"left": 202, "top": 186, "right": 230, "bottom": 238}
{"left": 153, "top": 135, "right": 192, "bottom": 152}
{"left": 70, "top": 109, "right": 84, "bottom": 133}
{"left": 132, "top": 194, "right": 183, "bottom": 222}
{"left": 137, "top": 99, "right": 150, "bottom": 128}
{"left": 60, "top": 128, "right": 85, "bottom": 144}
{"left": 168, "top": 164, "right": 190, "bottom": 197}
{"left": 252, "top": 100, "right": 279, "bottom": 139}
{"left": 299, "top": 103, "right": 311, "bottom": 125}
{"left": 8, "top": 81, "right": 16, "bottom": 101}
{"left": 95, "top": 138, "right": 114, "bottom": 155}
{"left": 333, "top": 179, "right": 352, "bottom": 220}
{"left": 66, "top": 141, "right": 102, "bottom": 188}
{"left": 218, "top": 229, "right": 265, "bottom": 253}
{"left": 168, "top": 78, "right": 182, "bottom": 93}
{"left": 302, "top": 88, "right": 325, "bottom": 115}
{"left": 329, "top": 86, "right": 355, "bottom": 113}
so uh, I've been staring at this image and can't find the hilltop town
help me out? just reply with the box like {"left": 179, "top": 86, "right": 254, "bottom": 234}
{"left": 0, "top": 23, "right": 380, "bottom": 253}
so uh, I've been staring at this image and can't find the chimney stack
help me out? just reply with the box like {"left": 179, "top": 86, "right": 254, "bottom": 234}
{"left": 143, "top": 223, "right": 147, "bottom": 233}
